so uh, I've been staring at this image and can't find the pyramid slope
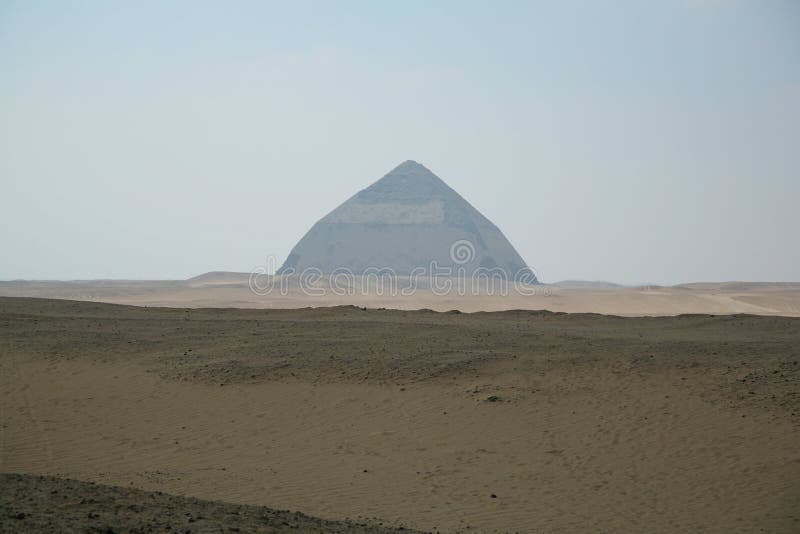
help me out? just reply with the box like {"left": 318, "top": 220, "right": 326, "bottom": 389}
{"left": 280, "top": 161, "right": 532, "bottom": 280}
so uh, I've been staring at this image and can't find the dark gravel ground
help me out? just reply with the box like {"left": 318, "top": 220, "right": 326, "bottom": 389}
{"left": 0, "top": 473, "right": 425, "bottom": 534}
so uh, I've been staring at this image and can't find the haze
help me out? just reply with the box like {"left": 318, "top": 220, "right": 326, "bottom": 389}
{"left": 1, "top": 1, "right": 798, "bottom": 284}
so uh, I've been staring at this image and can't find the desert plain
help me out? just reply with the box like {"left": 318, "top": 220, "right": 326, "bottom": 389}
{"left": 1, "top": 284, "right": 799, "bottom": 532}
{"left": 1, "top": 274, "right": 800, "bottom": 316}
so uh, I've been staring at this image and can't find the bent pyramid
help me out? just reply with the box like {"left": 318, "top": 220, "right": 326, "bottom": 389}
{"left": 279, "top": 160, "right": 533, "bottom": 280}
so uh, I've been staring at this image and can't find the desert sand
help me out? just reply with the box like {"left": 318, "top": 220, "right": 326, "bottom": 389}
{"left": 1, "top": 297, "right": 799, "bottom": 532}
{"left": 1, "top": 274, "right": 800, "bottom": 316}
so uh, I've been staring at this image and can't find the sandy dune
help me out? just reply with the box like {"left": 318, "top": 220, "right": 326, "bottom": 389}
{"left": 2, "top": 297, "right": 799, "bottom": 532}
{"left": 1, "top": 274, "right": 799, "bottom": 316}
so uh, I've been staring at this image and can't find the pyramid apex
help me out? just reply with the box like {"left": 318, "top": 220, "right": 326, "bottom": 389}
{"left": 389, "top": 160, "right": 430, "bottom": 174}
{"left": 398, "top": 159, "right": 423, "bottom": 167}
{"left": 360, "top": 160, "right": 449, "bottom": 201}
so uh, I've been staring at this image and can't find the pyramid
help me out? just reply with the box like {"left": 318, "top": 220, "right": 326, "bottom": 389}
{"left": 279, "top": 161, "right": 533, "bottom": 280}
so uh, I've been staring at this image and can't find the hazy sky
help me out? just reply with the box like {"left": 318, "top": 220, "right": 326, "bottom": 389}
{"left": 1, "top": 1, "right": 798, "bottom": 284}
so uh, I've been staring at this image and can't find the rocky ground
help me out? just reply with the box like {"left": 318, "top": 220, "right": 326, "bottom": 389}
{"left": 0, "top": 473, "right": 422, "bottom": 533}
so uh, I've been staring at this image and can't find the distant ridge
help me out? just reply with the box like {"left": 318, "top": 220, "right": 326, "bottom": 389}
{"left": 279, "top": 160, "right": 533, "bottom": 280}
{"left": 186, "top": 271, "right": 251, "bottom": 286}
{"left": 553, "top": 280, "right": 623, "bottom": 289}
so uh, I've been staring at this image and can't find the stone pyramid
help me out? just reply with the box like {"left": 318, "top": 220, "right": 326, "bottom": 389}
{"left": 279, "top": 160, "right": 533, "bottom": 280}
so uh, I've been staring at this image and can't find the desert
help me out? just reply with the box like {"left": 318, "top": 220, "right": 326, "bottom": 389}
{"left": 2, "top": 275, "right": 799, "bottom": 317}
{"left": 2, "top": 296, "right": 799, "bottom": 532}
{"left": 3, "top": 2, "right": 799, "bottom": 531}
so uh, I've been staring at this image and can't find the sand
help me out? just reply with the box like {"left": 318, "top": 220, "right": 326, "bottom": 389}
{"left": 1, "top": 275, "right": 799, "bottom": 316}
{"left": 1, "top": 297, "right": 799, "bottom": 532}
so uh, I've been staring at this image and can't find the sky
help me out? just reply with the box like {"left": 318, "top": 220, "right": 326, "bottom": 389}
{"left": 1, "top": 0, "right": 798, "bottom": 284}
